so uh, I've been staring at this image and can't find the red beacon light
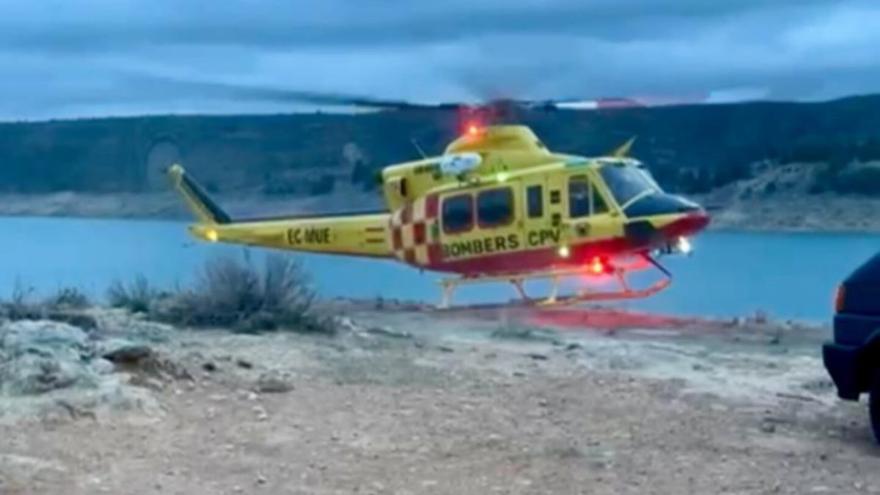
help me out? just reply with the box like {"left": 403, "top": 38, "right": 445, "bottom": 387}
{"left": 587, "top": 256, "right": 610, "bottom": 275}
{"left": 466, "top": 122, "right": 482, "bottom": 137}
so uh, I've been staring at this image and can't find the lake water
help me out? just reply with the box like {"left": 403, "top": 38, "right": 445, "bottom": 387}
{"left": 1, "top": 216, "right": 878, "bottom": 323}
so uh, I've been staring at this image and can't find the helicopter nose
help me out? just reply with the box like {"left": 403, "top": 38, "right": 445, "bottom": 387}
{"left": 660, "top": 208, "right": 711, "bottom": 239}
{"left": 623, "top": 194, "right": 711, "bottom": 248}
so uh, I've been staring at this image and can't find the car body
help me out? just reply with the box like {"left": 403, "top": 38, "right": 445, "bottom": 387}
{"left": 823, "top": 252, "right": 880, "bottom": 443}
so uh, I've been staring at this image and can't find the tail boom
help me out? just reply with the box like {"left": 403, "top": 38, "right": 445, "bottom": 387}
{"left": 190, "top": 214, "right": 391, "bottom": 258}
{"left": 168, "top": 164, "right": 391, "bottom": 258}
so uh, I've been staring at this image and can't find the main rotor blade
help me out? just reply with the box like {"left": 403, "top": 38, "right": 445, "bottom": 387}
{"left": 127, "top": 73, "right": 613, "bottom": 113}
{"left": 132, "top": 74, "right": 460, "bottom": 110}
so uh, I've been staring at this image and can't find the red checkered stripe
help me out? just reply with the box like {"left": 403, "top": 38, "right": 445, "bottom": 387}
{"left": 389, "top": 194, "right": 441, "bottom": 266}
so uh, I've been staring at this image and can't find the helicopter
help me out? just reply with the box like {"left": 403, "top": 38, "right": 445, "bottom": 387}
{"left": 167, "top": 89, "right": 710, "bottom": 308}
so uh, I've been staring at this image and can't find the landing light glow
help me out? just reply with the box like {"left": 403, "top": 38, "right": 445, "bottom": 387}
{"left": 558, "top": 245, "right": 570, "bottom": 258}
{"left": 205, "top": 229, "right": 219, "bottom": 242}
{"left": 677, "top": 236, "right": 692, "bottom": 254}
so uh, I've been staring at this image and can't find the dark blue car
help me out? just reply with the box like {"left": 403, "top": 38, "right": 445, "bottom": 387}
{"left": 824, "top": 252, "right": 880, "bottom": 443}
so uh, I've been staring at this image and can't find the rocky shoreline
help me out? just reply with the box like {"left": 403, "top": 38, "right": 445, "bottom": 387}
{"left": 1, "top": 299, "right": 878, "bottom": 494}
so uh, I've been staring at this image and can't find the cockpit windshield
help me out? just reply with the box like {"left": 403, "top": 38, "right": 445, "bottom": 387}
{"left": 598, "top": 163, "right": 659, "bottom": 206}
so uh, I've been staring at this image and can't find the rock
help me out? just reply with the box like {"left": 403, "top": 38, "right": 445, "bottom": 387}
{"left": 491, "top": 326, "right": 561, "bottom": 345}
{"left": 565, "top": 343, "right": 583, "bottom": 351}
{"left": 202, "top": 362, "right": 217, "bottom": 372}
{"left": 46, "top": 311, "right": 99, "bottom": 332}
{"left": 436, "top": 346, "right": 455, "bottom": 353}
{"left": 100, "top": 341, "right": 191, "bottom": 382}
{"left": 366, "top": 326, "right": 412, "bottom": 339}
{"left": 99, "top": 340, "right": 153, "bottom": 364}
{"left": 527, "top": 353, "right": 549, "bottom": 361}
{"left": 125, "top": 321, "right": 174, "bottom": 343}
{"left": 760, "top": 421, "right": 777, "bottom": 434}
{"left": 90, "top": 358, "right": 116, "bottom": 375}
{"left": 255, "top": 371, "right": 294, "bottom": 394}
{"left": 335, "top": 317, "right": 362, "bottom": 333}
{"left": 253, "top": 405, "right": 269, "bottom": 421}
{"left": 0, "top": 320, "right": 96, "bottom": 395}
{"left": 1, "top": 320, "right": 89, "bottom": 354}
{"left": 1, "top": 353, "right": 91, "bottom": 395}
{"left": 236, "top": 358, "right": 253, "bottom": 369}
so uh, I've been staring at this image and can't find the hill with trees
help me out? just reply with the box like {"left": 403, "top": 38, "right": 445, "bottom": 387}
{"left": 3, "top": 95, "right": 880, "bottom": 197}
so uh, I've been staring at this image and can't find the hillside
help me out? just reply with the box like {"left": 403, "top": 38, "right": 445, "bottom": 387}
{"left": 3, "top": 95, "right": 880, "bottom": 199}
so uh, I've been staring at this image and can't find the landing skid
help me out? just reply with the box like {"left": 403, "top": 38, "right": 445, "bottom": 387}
{"left": 436, "top": 255, "right": 672, "bottom": 309}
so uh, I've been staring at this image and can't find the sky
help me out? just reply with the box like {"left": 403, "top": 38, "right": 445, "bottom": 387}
{"left": 2, "top": 0, "right": 880, "bottom": 121}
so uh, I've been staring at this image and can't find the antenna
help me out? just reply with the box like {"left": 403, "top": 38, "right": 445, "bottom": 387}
{"left": 410, "top": 138, "right": 427, "bottom": 158}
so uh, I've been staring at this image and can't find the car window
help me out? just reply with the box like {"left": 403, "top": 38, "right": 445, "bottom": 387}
{"left": 442, "top": 194, "right": 473, "bottom": 233}
{"left": 477, "top": 187, "right": 513, "bottom": 228}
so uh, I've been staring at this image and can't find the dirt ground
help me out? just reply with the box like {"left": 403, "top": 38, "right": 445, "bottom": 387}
{"left": 1, "top": 304, "right": 878, "bottom": 495}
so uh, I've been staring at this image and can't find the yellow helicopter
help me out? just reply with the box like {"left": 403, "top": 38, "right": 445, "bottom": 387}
{"left": 167, "top": 94, "right": 710, "bottom": 308}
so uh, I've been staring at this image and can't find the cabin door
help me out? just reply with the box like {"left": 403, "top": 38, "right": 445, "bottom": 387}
{"left": 564, "top": 172, "right": 619, "bottom": 243}
{"left": 521, "top": 174, "right": 560, "bottom": 251}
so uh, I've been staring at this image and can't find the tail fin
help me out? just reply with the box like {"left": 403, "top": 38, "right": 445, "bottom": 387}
{"left": 167, "top": 164, "right": 232, "bottom": 224}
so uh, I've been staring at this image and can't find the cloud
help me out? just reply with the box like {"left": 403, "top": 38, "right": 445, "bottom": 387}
{"left": 0, "top": 0, "right": 878, "bottom": 120}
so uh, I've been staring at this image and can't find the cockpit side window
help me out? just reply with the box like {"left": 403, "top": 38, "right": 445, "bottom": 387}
{"left": 568, "top": 175, "right": 608, "bottom": 218}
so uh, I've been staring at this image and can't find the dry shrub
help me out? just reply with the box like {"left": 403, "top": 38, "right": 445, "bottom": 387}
{"left": 1, "top": 280, "right": 41, "bottom": 321}
{"left": 1, "top": 283, "right": 98, "bottom": 330}
{"left": 152, "top": 254, "right": 332, "bottom": 334}
{"left": 106, "top": 275, "right": 158, "bottom": 313}
{"left": 45, "top": 287, "right": 91, "bottom": 309}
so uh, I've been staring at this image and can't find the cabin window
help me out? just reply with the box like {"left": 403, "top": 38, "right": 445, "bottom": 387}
{"left": 527, "top": 185, "right": 543, "bottom": 218}
{"left": 442, "top": 194, "right": 474, "bottom": 234}
{"left": 569, "top": 176, "right": 609, "bottom": 217}
{"left": 477, "top": 187, "right": 514, "bottom": 228}
{"left": 569, "top": 177, "right": 591, "bottom": 218}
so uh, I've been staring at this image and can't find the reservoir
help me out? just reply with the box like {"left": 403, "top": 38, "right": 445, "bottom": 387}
{"left": 1, "top": 216, "right": 877, "bottom": 323}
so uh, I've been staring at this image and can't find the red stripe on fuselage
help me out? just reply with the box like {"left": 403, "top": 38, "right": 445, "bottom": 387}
{"left": 423, "top": 211, "right": 709, "bottom": 276}
{"left": 429, "top": 236, "right": 633, "bottom": 275}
